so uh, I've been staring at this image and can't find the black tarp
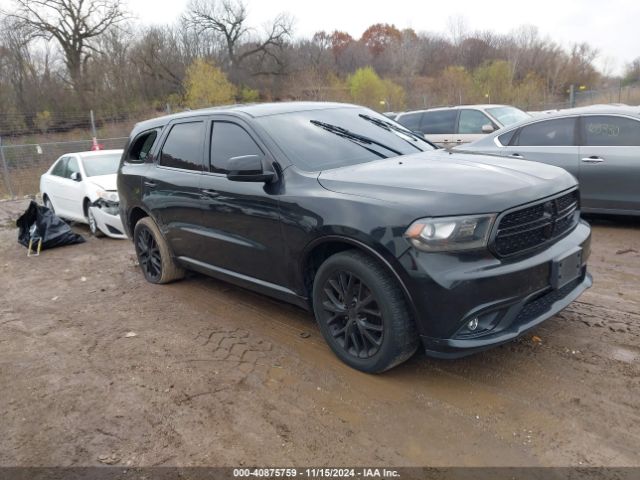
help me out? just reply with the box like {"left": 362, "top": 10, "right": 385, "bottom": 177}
{"left": 16, "top": 201, "right": 85, "bottom": 250}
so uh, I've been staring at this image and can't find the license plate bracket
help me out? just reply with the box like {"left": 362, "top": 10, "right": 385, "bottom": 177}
{"left": 551, "top": 247, "right": 583, "bottom": 290}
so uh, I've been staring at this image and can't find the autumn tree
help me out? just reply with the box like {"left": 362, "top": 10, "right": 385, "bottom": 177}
{"left": 184, "top": 59, "right": 236, "bottom": 108}
{"left": 347, "top": 67, "right": 405, "bottom": 111}
{"left": 360, "top": 23, "right": 401, "bottom": 56}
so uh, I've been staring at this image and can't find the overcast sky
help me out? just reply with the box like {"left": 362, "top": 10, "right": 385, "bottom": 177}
{"left": 124, "top": 0, "right": 639, "bottom": 75}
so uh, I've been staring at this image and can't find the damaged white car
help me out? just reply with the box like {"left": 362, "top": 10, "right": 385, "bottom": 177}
{"left": 39, "top": 149, "right": 125, "bottom": 239}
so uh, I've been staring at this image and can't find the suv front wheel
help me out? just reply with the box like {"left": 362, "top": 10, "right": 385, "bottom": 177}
{"left": 312, "top": 250, "right": 419, "bottom": 373}
{"left": 133, "top": 217, "right": 185, "bottom": 284}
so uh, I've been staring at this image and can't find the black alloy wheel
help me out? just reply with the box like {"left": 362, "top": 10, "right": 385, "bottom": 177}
{"left": 320, "top": 270, "right": 384, "bottom": 359}
{"left": 312, "top": 250, "right": 418, "bottom": 373}
{"left": 135, "top": 224, "right": 162, "bottom": 282}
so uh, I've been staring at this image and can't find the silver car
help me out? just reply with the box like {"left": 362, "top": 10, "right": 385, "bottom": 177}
{"left": 395, "top": 104, "right": 530, "bottom": 148}
{"left": 455, "top": 105, "right": 640, "bottom": 216}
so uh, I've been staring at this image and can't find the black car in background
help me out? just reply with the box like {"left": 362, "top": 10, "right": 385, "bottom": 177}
{"left": 118, "top": 102, "right": 592, "bottom": 373}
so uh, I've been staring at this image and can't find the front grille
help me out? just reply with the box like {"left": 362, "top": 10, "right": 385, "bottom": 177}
{"left": 493, "top": 190, "right": 580, "bottom": 257}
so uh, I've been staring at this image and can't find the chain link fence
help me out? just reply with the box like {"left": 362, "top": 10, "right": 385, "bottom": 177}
{"left": 0, "top": 137, "right": 128, "bottom": 199}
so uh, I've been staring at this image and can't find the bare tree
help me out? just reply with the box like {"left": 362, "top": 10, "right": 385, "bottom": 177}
{"left": 4, "top": 0, "right": 127, "bottom": 101}
{"left": 184, "top": 0, "right": 292, "bottom": 79}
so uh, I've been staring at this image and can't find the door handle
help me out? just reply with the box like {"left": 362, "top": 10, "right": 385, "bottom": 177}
{"left": 144, "top": 180, "right": 157, "bottom": 188}
{"left": 456, "top": 139, "right": 462, "bottom": 143}
{"left": 511, "top": 153, "right": 523, "bottom": 158}
{"left": 202, "top": 189, "right": 219, "bottom": 197}
{"left": 581, "top": 156, "right": 604, "bottom": 163}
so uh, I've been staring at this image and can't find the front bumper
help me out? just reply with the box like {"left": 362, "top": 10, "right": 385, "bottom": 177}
{"left": 89, "top": 205, "right": 126, "bottom": 239}
{"left": 397, "top": 220, "right": 592, "bottom": 358}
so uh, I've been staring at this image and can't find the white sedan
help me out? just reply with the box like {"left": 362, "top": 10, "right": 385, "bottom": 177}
{"left": 40, "top": 149, "right": 126, "bottom": 239}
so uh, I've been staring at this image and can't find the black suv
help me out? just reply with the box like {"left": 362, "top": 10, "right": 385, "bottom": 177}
{"left": 118, "top": 102, "right": 592, "bottom": 373}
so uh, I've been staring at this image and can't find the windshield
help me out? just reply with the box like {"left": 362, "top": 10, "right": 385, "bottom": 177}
{"left": 81, "top": 153, "right": 122, "bottom": 177}
{"left": 256, "top": 107, "right": 434, "bottom": 171}
{"left": 486, "top": 106, "right": 530, "bottom": 126}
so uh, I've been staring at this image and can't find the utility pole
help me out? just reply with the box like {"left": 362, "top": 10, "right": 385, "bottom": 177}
{"left": 569, "top": 84, "right": 576, "bottom": 108}
{"left": 0, "top": 137, "right": 15, "bottom": 199}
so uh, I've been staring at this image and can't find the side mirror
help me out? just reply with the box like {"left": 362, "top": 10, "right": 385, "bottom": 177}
{"left": 481, "top": 124, "right": 495, "bottom": 134}
{"left": 70, "top": 172, "right": 82, "bottom": 181}
{"left": 226, "top": 155, "right": 275, "bottom": 183}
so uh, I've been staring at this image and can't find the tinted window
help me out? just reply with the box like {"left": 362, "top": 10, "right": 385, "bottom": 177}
{"left": 421, "top": 110, "right": 458, "bottom": 134}
{"left": 516, "top": 118, "right": 576, "bottom": 146}
{"left": 66, "top": 157, "right": 80, "bottom": 179}
{"left": 458, "top": 109, "right": 493, "bottom": 134}
{"left": 128, "top": 130, "right": 159, "bottom": 162}
{"left": 582, "top": 115, "right": 640, "bottom": 146}
{"left": 51, "top": 157, "right": 67, "bottom": 177}
{"left": 210, "top": 122, "right": 263, "bottom": 173}
{"left": 256, "top": 108, "right": 433, "bottom": 171}
{"left": 498, "top": 129, "right": 517, "bottom": 146}
{"left": 396, "top": 112, "right": 423, "bottom": 131}
{"left": 160, "top": 122, "right": 204, "bottom": 171}
{"left": 82, "top": 153, "right": 121, "bottom": 176}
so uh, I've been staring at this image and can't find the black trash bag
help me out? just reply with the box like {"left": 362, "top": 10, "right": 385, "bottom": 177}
{"left": 16, "top": 200, "right": 85, "bottom": 250}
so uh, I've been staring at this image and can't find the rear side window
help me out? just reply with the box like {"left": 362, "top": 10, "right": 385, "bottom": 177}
{"left": 582, "top": 115, "right": 640, "bottom": 146}
{"left": 396, "top": 112, "right": 423, "bottom": 131}
{"left": 51, "top": 157, "right": 68, "bottom": 177}
{"left": 515, "top": 118, "right": 576, "bottom": 146}
{"left": 210, "top": 122, "right": 263, "bottom": 173}
{"left": 421, "top": 110, "right": 458, "bottom": 134}
{"left": 159, "top": 122, "right": 204, "bottom": 171}
{"left": 458, "top": 109, "right": 494, "bottom": 134}
{"left": 498, "top": 129, "right": 517, "bottom": 146}
{"left": 128, "top": 129, "right": 159, "bottom": 162}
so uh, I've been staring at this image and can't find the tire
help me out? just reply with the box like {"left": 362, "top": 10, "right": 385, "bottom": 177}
{"left": 133, "top": 217, "right": 185, "bottom": 284}
{"left": 43, "top": 195, "right": 54, "bottom": 214}
{"left": 87, "top": 208, "right": 104, "bottom": 237}
{"left": 312, "top": 250, "right": 419, "bottom": 373}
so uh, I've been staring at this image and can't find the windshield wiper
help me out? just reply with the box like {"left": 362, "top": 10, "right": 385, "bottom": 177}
{"left": 310, "top": 120, "right": 402, "bottom": 157}
{"left": 358, "top": 114, "right": 439, "bottom": 150}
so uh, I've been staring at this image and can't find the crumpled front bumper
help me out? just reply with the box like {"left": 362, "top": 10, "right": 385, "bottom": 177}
{"left": 89, "top": 202, "right": 126, "bottom": 239}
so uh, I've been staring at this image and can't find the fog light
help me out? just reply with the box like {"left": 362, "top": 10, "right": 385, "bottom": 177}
{"left": 467, "top": 317, "right": 479, "bottom": 331}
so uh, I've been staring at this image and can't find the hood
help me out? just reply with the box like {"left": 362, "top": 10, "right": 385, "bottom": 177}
{"left": 87, "top": 174, "right": 117, "bottom": 191}
{"left": 317, "top": 150, "right": 577, "bottom": 216}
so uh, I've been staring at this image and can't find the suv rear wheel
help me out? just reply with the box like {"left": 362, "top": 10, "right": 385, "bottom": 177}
{"left": 312, "top": 250, "right": 418, "bottom": 373}
{"left": 133, "top": 217, "right": 185, "bottom": 284}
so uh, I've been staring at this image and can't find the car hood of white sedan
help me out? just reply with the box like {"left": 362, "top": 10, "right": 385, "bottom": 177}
{"left": 87, "top": 174, "right": 117, "bottom": 191}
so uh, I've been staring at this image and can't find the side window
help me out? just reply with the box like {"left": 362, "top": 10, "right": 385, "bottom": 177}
{"left": 51, "top": 157, "right": 68, "bottom": 177}
{"left": 159, "top": 122, "right": 204, "bottom": 171}
{"left": 128, "top": 129, "right": 159, "bottom": 162}
{"left": 210, "top": 122, "right": 263, "bottom": 173}
{"left": 582, "top": 115, "right": 640, "bottom": 146}
{"left": 66, "top": 157, "right": 80, "bottom": 179}
{"left": 396, "top": 112, "right": 423, "bottom": 131}
{"left": 498, "top": 129, "right": 517, "bottom": 146}
{"left": 516, "top": 118, "right": 576, "bottom": 146}
{"left": 458, "top": 109, "right": 494, "bottom": 134}
{"left": 420, "top": 110, "right": 458, "bottom": 134}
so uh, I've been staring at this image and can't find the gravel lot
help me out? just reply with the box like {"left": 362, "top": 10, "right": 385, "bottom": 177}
{"left": 0, "top": 199, "right": 639, "bottom": 467}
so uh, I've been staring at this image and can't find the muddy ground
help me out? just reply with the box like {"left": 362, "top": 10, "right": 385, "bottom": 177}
{"left": 0, "top": 199, "right": 638, "bottom": 467}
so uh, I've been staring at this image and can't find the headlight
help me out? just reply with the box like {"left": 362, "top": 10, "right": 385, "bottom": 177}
{"left": 97, "top": 189, "right": 119, "bottom": 203}
{"left": 404, "top": 214, "right": 496, "bottom": 252}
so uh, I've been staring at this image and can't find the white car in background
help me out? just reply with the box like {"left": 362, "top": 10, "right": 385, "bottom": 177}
{"left": 395, "top": 104, "right": 530, "bottom": 148}
{"left": 39, "top": 149, "right": 125, "bottom": 239}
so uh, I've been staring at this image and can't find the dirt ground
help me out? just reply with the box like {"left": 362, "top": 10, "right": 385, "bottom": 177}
{"left": 0, "top": 199, "right": 639, "bottom": 467}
